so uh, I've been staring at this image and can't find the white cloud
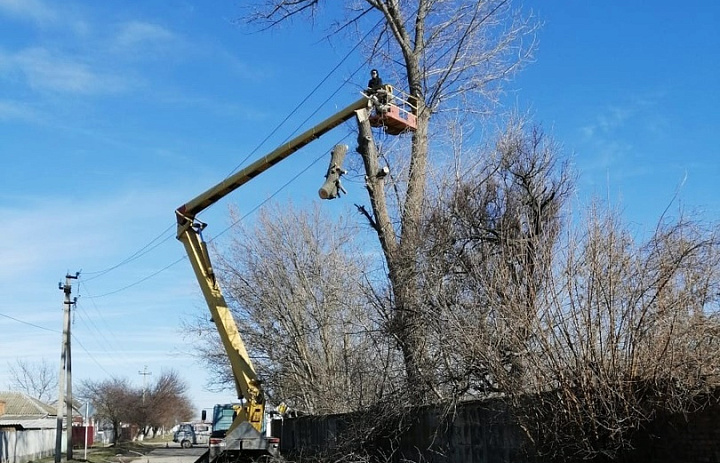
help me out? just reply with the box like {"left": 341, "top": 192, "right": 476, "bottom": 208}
{"left": 580, "top": 105, "right": 634, "bottom": 139}
{"left": 0, "top": 0, "right": 55, "bottom": 24}
{"left": 12, "top": 47, "right": 130, "bottom": 94}
{"left": 0, "top": 188, "right": 182, "bottom": 280}
{"left": 114, "top": 21, "right": 175, "bottom": 49}
{"left": 0, "top": 99, "right": 40, "bottom": 122}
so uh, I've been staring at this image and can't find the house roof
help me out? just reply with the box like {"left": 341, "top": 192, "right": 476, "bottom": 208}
{"left": 0, "top": 391, "right": 56, "bottom": 417}
{"left": 48, "top": 397, "right": 85, "bottom": 416}
{"left": 0, "top": 417, "right": 58, "bottom": 430}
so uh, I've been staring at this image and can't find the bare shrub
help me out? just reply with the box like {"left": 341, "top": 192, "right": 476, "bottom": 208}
{"left": 419, "top": 117, "right": 720, "bottom": 459}
{"left": 506, "top": 207, "right": 720, "bottom": 460}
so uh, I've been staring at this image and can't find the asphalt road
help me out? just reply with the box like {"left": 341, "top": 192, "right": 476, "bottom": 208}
{"left": 140, "top": 446, "right": 207, "bottom": 463}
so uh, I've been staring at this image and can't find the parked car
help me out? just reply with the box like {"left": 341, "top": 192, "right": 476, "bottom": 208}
{"left": 173, "top": 422, "right": 211, "bottom": 448}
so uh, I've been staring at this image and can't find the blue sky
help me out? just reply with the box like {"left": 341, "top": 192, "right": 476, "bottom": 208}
{"left": 1, "top": 1, "right": 718, "bottom": 415}
{"left": 516, "top": 1, "right": 720, "bottom": 225}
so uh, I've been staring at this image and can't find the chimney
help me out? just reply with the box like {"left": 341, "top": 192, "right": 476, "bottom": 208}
{"left": 0, "top": 400, "right": 6, "bottom": 415}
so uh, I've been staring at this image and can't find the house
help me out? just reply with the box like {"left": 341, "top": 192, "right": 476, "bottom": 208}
{"left": 0, "top": 391, "right": 66, "bottom": 463}
{"left": 48, "top": 396, "right": 96, "bottom": 446}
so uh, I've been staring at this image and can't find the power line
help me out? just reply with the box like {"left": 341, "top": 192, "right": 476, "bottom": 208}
{"left": 85, "top": 256, "right": 186, "bottom": 299}
{"left": 77, "top": 21, "right": 383, "bottom": 297}
{"left": 0, "top": 311, "right": 58, "bottom": 333}
{"left": 71, "top": 333, "right": 115, "bottom": 378}
{"left": 210, "top": 132, "right": 354, "bottom": 243}
{"left": 225, "top": 21, "right": 380, "bottom": 178}
{"left": 82, "top": 224, "right": 176, "bottom": 280}
{"left": 0, "top": 308, "right": 122, "bottom": 380}
{"left": 74, "top": 280, "right": 131, "bottom": 360}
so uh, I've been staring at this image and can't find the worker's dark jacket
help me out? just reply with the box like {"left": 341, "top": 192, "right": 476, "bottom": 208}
{"left": 367, "top": 77, "right": 383, "bottom": 92}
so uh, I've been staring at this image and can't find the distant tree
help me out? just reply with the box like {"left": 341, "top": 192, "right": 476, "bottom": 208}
{"left": 7, "top": 358, "right": 58, "bottom": 402}
{"left": 80, "top": 378, "right": 137, "bottom": 444}
{"left": 81, "top": 372, "right": 194, "bottom": 441}
{"left": 144, "top": 370, "right": 194, "bottom": 434}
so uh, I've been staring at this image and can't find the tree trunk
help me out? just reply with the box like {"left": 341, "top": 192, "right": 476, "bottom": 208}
{"left": 355, "top": 105, "right": 434, "bottom": 403}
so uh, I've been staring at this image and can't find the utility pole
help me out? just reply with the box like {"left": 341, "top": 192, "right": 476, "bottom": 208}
{"left": 138, "top": 365, "right": 152, "bottom": 405}
{"left": 55, "top": 272, "right": 79, "bottom": 463}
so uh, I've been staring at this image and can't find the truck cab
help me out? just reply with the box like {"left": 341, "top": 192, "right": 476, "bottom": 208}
{"left": 208, "top": 404, "right": 279, "bottom": 461}
{"left": 173, "top": 422, "right": 211, "bottom": 448}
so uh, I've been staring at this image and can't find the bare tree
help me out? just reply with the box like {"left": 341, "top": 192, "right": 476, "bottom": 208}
{"left": 418, "top": 119, "right": 720, "bottom": 459}
{"left": 80, "top": 372, "right": 194, "bottom": 443}
{"left": 197, "top": 203, "right": 401, "bottom": 414}
{"left": 149, "top": 370, "right": 194, "bottom": 430}
{"left": 419, "top": 118, "right": 573, "bottom": 400}
{"left": 500, "top": 207, "right": 720, "bottom": 460}
{"left": 80, "top": 377, "right": 137, "bottom": 444}
{"left": 132, "top": 370, "right": 194, "bottom": 437}
{"left": 7, "top": 358, "right": 58, "bottom": 402}
{"left": 244, "top": 0, "right": 537, "bottom": 404}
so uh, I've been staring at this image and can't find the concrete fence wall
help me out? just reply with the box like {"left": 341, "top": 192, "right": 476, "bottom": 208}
{"left": 274, "top": 399, "right": 720, "bottom": 463}
{"left": 619, "top": 404, "right": 720, "bottom": 463}
{"left": 0, "top": 428, "right": 65, "bottom": 463}
{"left": 274, "top": 400, "right": 533, "bottom": 463}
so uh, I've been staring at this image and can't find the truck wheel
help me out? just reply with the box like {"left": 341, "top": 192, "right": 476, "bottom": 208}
{"left": 182, "top": 440, "right": 192, "bottom": 449}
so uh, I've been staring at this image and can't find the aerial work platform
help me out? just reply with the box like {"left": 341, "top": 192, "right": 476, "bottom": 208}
{"left": 367, "top": 85, "right": 417, "bottom": 135}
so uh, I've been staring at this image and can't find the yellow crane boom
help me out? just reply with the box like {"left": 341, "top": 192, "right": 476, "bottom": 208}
{"left": 175, "top": 96, "right": 371, "bottom": 434}
{"left": 174, "top": 85, "right": 416, "bottom": 457}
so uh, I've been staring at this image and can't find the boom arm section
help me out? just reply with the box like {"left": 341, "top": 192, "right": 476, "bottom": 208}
{"left": 176, "top": 96, "right": 369, "bottom": 221}
{"left": 176, "top": 221, "right": 265, "bottom": 432}
{"left": 175, "top": 95, "right": 371, "bottom": 433}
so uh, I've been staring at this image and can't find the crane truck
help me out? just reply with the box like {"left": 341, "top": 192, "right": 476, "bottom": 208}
{"left": 176, "top": 85, "right": 416, "bottom": 462}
